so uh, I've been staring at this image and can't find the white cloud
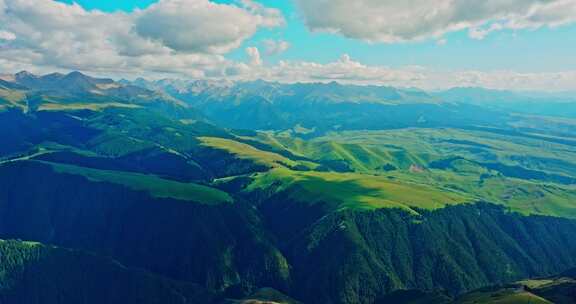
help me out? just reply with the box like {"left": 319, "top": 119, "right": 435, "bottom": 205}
{"left": 135, "top": 0, "right": 284, "bottom": 54}
{"left": 246, "top": 47, "right": 262, "bottom": 66}
{"left": 225, "top": 54, "right": 576, "bottom": 92}
{"left": 468, "top": 23, "right": 503, "bottom": 40}
{"left": 0, "top": 0, "right": 574, "bottom": 92}
{"left": 236, "top": 54, "right": 427, "bottom": 86}
{"left": 0, "top": 0, "right": 283, "bottom": 76}
{"left": 296, "top": 0, "right": 576, "bottom": 42}
{"left": 239, "top": 0, "right": 285, "bottom": 27}
{"left": 262, "top": 39, "right": 290, "bottom": 55}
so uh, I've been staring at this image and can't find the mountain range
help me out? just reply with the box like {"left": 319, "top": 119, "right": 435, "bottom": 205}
{"left": 0, "top": 71, "right": 576, "bottom": 304}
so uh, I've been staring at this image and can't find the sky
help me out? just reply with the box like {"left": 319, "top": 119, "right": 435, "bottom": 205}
{"left": 1, "top": 0, "right": 576, "bottom": 91}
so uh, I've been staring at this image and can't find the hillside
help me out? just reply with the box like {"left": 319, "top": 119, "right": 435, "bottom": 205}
{"left": 0, "top": 240, "right": 219, "bottom": 304}
{"left": 453, "top": 268, "right": 576, "bottom": 304}
{"left": 0, "top": 73, "right": 575, "bottom": 303}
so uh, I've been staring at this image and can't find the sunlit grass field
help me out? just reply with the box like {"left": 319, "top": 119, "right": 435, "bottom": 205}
{"left": 46, "top": 161, "right": 232, "bottom": 205}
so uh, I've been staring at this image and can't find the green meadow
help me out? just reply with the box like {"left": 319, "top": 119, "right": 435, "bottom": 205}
{"left": 245, "top": 168, "right": 470, "bottom": 212}
{"left": 46, "top": 161, "right": 232, "bottom": 205}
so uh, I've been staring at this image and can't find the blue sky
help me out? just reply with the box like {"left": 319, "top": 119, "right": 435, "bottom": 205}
{"left": 57, "top": 0, "right": 576, "bottom": 73}
{"left": 2, "top": 0, "right": 575, "bottom": 90}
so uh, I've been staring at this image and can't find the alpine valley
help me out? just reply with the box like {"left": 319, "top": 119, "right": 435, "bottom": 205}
{"left": 1, "top": 71, "right": 576, "bottom": 304}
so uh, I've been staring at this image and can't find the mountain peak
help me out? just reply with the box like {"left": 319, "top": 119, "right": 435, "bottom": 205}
{"left": 65, "top": 71, "right": 88, "bottom": 79}
{"left": 15, "top": 70, "right": 37, "bottom": 79}
{"left": 64, "top": 71, "right": 116, "bottom": 86}
{"left": 41, "top": 72, "right": 65, "bottom": 82}
{"left": 44, "top": 72, "right": 65, "bottom": 78}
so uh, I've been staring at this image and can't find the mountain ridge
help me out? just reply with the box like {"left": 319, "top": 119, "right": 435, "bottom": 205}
{"left": 0, "top": 70, "right": 576, "bottom": 303}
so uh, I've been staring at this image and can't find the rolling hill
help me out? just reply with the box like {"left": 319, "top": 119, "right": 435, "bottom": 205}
{"left": 0, "top": 72, "right": 575, "bottom": 303}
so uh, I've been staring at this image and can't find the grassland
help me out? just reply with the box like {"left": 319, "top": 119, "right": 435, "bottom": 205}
{"left": 256, "top": 132, "right": 420, "bottom": 171}
{"left": 257, "top": 128, "right": 576, "bottom": 176}
{"left": 14, "top": 121, "right": 571, "bottom": 218}
{"left": 518, "top": 277, "right": 576, "bottom": 289}
{"left": 246, "top": 128, "right": 576, "bottom": 218}
{"left": 455, "top": 274, "right": 576, "bottom": 304}
{"left": 456, "top": 289, "right": 552, "bottom": 304}
{"left": 0, "top": 89, "right": 26, "bottom": 110}
{"left": 244, "top": 168, "right": 471, "bottom": 212}
{"left": 38, "top": 102, "right": 141, "bottom": 111}
{"left": 203, "top": 135, "right": 471, "bottom": 212}
{"left": 44, "top": 161, "right": 232, "bottom": 205}
{"left": 199, "top": 136, "right": 318, "bottom": 169}
{"left": 372, "top": 169, "right": 576, "bottom": 218}
{"left": 0, "top": 88, "right": 25, "bottom": 103}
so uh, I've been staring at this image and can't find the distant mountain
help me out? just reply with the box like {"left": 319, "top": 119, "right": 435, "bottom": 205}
{"left": 14, "top": 70, "right": 149, "bottom": 97}
{"left": 129, "top": 79, "right": 511, "bottom": 132}
{"left": 1, "top": 71, "right": 194, "bottom": 117}
{"left": 131, "top": 78, "right": 576, "bottom": 137}
{"left": 134, "top": 78, "right": 439, "bottom": 106}
{"left": 0, "top": 78, "right": 26, "bottom": 90}
{"left": 436, "top": 87, "right": 576, "bottom": 104}
{"left": 435, "top": 87, "right": 576, "bottom": 119}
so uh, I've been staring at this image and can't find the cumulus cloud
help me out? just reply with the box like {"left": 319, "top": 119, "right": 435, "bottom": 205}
{"left": 262, "top": 39, "right": 290, "bottom": 55}
{"left": 225, "top": 54, "right": 576, "bottom": 92}
{"left": 239, "top": 0, "right": 285, "bottom": 27}
{"left": 0, "top": 0, "right": 283, "bottom": 76}
{"left": 296, "top": 0, "right": 576, "bottom": 42}
{"left": 236, "top": 54, "right": 427, "bottom": 87}
{"left": 0, "top": 0, "right": 574, "bottom": 91}
{"left": 274, "top": 54, "right": 425, "bottom": 84}
{"left": 135, "top": 0, "right": 283, "bottom": 54}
